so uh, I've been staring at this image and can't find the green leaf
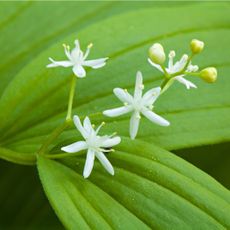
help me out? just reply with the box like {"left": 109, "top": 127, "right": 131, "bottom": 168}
{"left": 1, "top": 3, "right": 230, "bottom": 165}
{"left": 37, "top": 139, "right": 230, "bottom": 229}
{"left": 1, "top": 2, "right": 230, "bottom": 229}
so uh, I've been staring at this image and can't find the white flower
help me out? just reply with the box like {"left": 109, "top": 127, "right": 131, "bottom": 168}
{"left": 148, "top": 50, "right": 198, "bottom": 89}
{"left": 103, "top": 71, "right": 170, "bottom": 140}
{"left": 61, "top": 115, "right": 121, "bottom": 178}
{"left": 47, "top": 39, "right": 108, "bottom": 78}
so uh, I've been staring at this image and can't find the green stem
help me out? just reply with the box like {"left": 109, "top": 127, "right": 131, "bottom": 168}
{"left": 37, "top": 120, "right": 71, "bottom": 155}
{"left": 160, "top": 65, "right": 169, "bottom": 78}
{"left": 66, "top": 75, "right": 77, "bottom": 121}
{"left": 43, "top": 151, "right": 85, "bottom": 159}
{"left": 160, "top": 78, "right": 169, "bottom": 89}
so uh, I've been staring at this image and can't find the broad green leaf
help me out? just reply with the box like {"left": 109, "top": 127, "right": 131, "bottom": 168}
{"left": 0, "top": 3, "right": 230, "bottom": 164}
{"left": 37, "top": 139, "right": 230, "bottom": 229}
{"left": 0, "top": 1, "right": 167, "bottom": 96}
{"left": 0, "top": 2, "right": 230, "bottom": 229}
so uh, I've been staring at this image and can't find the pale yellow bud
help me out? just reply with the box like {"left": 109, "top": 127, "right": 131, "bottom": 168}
{"left": 190, "top": 39, "right": 204, "bottom": 54}
{"left": 200, "top": 67, "right": 217, "bottom": 83}
{"left": 148, "top": 43, "right": 166, "bottom": 65}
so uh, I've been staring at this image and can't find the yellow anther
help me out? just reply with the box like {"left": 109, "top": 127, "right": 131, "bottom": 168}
{"left": 88, "top": 43, "right": 93, "bottom": 48}
{"left": 139, "top": 84, "right": 144, "bottom": 89}
{"left": 124, "top": 102, "right": 128, "bottom": 106}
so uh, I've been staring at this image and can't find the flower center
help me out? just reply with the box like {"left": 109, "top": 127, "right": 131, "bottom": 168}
{"left": 86, "top": 135, "right": 101, "bottom": 150}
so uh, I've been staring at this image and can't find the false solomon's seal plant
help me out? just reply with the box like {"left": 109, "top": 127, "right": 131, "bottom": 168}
{"left": 40, "top": 38, "right": 217, "bottom": 178}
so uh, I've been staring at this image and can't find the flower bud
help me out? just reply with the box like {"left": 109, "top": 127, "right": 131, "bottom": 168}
{"left": 200, "top": 67, "right": 217, "bottom": 83}
{"left": 148, "top": 43, "right": 166, "bottom": 65}
{"left": 190, "top": 39, "right": 204, "bottom": 54}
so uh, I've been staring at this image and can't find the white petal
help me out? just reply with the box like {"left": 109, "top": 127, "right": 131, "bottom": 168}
{"left": 74, "top": 39, "right": 80, "bottom": 50}
{"left": 142, "top": 109, "right": 170, "bottom": 126}
{"left": 70, "top": 40, "right": 81, "bottom": 60}
{"left": 134, "top": 71, "right": 143, "bottom": 99}
{"left": 143, "top": 87, "right": 161, "bottom": 105}
{"left": 95, "top": 152, "right": 114, "bottom": 175}
{"left": 83, "top": 116, "right": 93, "bottom": 133}
{"left": 73, "top": 65, "right": 86, "bottom": 78}
{"left": 83, "top": 58, "right": 108, "bottom": 69}
{"left": 83, "top": 149, "right": 95, "bottom": 178}
{"left": 113, "top": 88, "right": 133, "bottom": 104}
{"left": 173, "top": 54, "right": 188, "bottom": 73}
{"left": 47, "top": 58, "right": 72, "bottom": 68}
{"left": 103, "top": 106, "right": 133, "bottom": 117}
{"left": 61, "top": 141, "right": 87, "bottom": 153}
{"left": 129, "top": 111, "right": 140, "bottom": 140}
{"left": 73, "top": 115, "right": 88, "bottom": 139}
{"left": 148, "top": 58, "right": 164, "bottom": 72}
{"left": 175, "top": 76, "right": 197, "bottom": 89}
{"left": 101, "top": 136, "right": 121, "bottom": 148}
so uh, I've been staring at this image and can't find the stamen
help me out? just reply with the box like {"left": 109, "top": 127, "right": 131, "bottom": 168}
{"left": 92, "top": 124, "right": 95, "bottom": 128}
{"left": 124, "top": 102, "right": 128, "bottom": 106}
{"left": 139, "top": 84, "right": 144, "bottom": 89}
{"left": 101, "top": 148, "right": 114, "bottom": 153}
{"left": 149, "top": 105, "right": 154, "bottom": 110}
{"left": 136, "top": 115, "right": 141, "bottom": 119}
{"left": 87, "top": 43, "right": 93, "bottom": 49}
{"left": 169, "top": 50, "right": 175, "bottom": 58}
{"left": 124, "top": 89, "right": 128, "bottom": 92}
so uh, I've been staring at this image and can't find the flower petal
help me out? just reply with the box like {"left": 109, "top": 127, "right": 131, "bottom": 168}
{"left": 95, "top": 152, "right": 114, "bottom": 175}
{"left": 103, "top": 106, "right": 132, "bottom": 117}
{"left": 46, "top": 58, "right": 72, "bottom": 68}
{"left": 83, "top": 58, "right": 108, "bottom": 69}
{"left": 143, "top": 87, "right": 161, "bottom": 105}
{"left": 73, "top": 115, "right": 88, "bottom": 139}
{"left": 73, "top": 65, "right": 86, "bottom": 78}
{"left": 148, "top": 58, "right": 164, "bottom": 72}
{"left": 83, "top": 149, "right": 95, "bottom": 178}
{"left": 101, "top": 136, "right": 121, "bottom": 148}
{"left": 70, "top": 39, "right": 81, "bottom": 60}
{"left": 142, "top": 109, "right": 170, "bottom": 126}
{"left": 61, "top": 141, "right": 87, "bottom": 153}
{"left": 129, "top": 111, "right": 140, "bottom": 140}
{"left": 173, "top": 54, "right": 188, "bottom": 73}
{"left": 134, "top": 71, "right": 143, "bottom": 99}
{"left": 113, "top": 88, "right": 133, "bottom": 104}
{"left": 175, "top": 76, "right": 197, "bottom": 89}
{"left": 83, "top": 116, "right": 93, "bottom": 134}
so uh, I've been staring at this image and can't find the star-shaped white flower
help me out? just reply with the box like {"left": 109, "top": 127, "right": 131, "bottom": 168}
{"left": 103, "top": 71, "right": 170, "bottom": 139}
{"left": 47, "top": 39, "right": 108, "bottom": 78}
{"left": 61, "top": 115, "right": 121, "bottom": 178}
{"left": 148, "top": 50, "right": 198, "bottom": 89}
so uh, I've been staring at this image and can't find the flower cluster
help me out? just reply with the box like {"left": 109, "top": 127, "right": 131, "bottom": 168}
{"left": 46, "top": 38, "right": 217, "bottom": 178}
